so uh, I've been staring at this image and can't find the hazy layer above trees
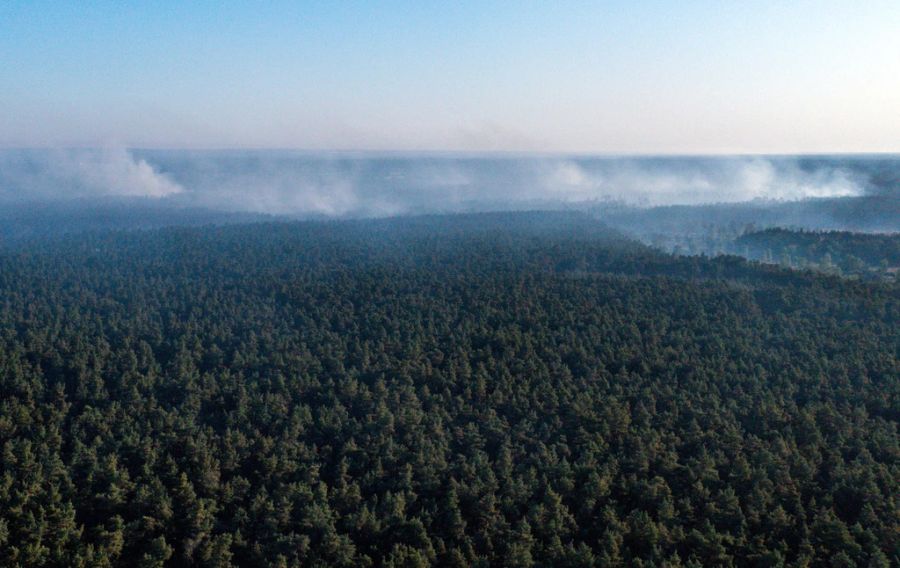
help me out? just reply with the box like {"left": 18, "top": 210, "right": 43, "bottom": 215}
{"left": 1, "top": 150, "right": 897, "bottom": 218}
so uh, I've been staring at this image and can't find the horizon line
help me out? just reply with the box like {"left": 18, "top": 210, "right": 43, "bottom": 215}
{"left": 2, "top": 146, "right": 900, "bottom": 159}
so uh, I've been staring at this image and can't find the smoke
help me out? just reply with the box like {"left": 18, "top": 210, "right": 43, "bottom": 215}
{"left": 151, "top": 152, "right": 407, "bottom": 217}
{"left": 0, "top": 150, "right": 877, "bottom": 216}
{"left": 531, "top": 157, "right": 863, "bottom": 206}
{"left": 0, "top": 148, "right": 183, "bottom": 201}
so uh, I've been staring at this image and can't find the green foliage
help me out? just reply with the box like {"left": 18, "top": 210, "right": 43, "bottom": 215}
{"left": 736, "top": 228, "right": 900, "bottom": 280}
{"left": 0, "top": 212, "right": 897, "bottom": 566}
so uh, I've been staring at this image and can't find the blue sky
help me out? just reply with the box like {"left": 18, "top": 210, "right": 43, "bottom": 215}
{"left": 1, "top": 1, "right": 898, "bottom": 153}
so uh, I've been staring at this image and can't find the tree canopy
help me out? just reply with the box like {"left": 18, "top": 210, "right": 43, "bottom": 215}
{"left": 0, "top": 212, "right": 897, "bottom": 566}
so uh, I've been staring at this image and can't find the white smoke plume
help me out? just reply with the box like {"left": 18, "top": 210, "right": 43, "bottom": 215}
{"left": 0, "top": 148, "right": 182, "bottom": 200}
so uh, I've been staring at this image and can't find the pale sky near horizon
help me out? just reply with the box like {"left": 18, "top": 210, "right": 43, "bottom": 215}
{"left": 1, "top": 1, "right": 898, "bottom": 154}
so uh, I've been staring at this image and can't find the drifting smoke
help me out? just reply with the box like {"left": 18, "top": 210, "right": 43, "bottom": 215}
{"left": 151, "top": 153, "right": 866, "bottom": 216}
{"left": 0, "top": 148, "right": 182, "bottom": 201}
{"left": 0, "top": 150, "right": 879, "bottom": 216}
{"left": 532, "top": 157, "right": 863, "bottom": 205}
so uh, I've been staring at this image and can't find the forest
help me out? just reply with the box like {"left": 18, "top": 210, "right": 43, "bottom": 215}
{"left": 0, "top": 211, "right": 897, "bottom": 567}
{"left": 595, "top": 194, "right": 900, "bottom": 257}
{"left": 735, "top": 229, "right": 899, "bottom": 280}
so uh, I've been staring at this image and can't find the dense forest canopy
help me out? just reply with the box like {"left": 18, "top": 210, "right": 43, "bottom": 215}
{"left": 0, "top": 212, "right": 897, "bottom": 566}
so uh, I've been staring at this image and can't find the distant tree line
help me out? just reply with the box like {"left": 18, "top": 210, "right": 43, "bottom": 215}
{"left": 736, "top": 228, "right": 900, "bottom": 280}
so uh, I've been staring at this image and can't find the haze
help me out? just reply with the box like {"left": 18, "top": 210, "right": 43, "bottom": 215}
{"left": 2, "top": 1, "right": 899, "bottom": 154}
{"left": 0, "top": 150, "right": 884, "bottom": 217}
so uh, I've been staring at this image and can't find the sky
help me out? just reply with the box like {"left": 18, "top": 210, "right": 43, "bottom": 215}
{"left": 1, "top": 1, "right": 899, "bottom": 154}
